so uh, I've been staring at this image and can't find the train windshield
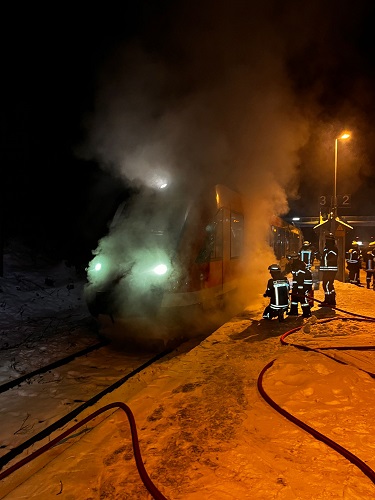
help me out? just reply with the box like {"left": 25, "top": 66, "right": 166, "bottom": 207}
{"left": 113, "top": 188, "right": 190, "bottom": 253}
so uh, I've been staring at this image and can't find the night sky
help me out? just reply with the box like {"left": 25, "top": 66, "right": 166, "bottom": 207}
{"left": 2, "top": 0, "right": 375, "bottom": 266}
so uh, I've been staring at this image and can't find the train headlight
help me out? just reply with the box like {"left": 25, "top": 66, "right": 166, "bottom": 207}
{"left": 86, "top": 256, "right": 113, "bottom": 285}
{"left": 153, "top": 264, "right": 168, "bottom": 275}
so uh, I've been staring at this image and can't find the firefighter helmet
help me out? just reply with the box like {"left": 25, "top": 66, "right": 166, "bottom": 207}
{"left": 303, "top": 241, "right": 310, "bottom": 246}
{"left": 351, "top": 240, "right": 359, "bottom": 246}
{"left": 369, "top": 241, "right": 375, "bottom": 247}
{"left": 326, "top": 233, "right": 335, "bottom": 241}
{"left": 268, "top": 264, "right": 281, "bottom": 271}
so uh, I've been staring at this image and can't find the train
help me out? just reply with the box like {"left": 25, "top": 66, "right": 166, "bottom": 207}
{"left": 84, "top": 183, "right": 303, "bottom": 349}
{"left": 269, "top": 214, "right": 304, "bottom": 267}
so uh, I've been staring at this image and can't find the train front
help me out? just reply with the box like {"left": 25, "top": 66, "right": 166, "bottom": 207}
{"left": 84, "top": 185, "right": 190, "bottom": 348}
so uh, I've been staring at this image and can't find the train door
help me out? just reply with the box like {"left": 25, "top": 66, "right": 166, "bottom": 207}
{"left": 201, "top": 207, "right": 224, "bottom": 289}
{"left": 197, "top": 185, "right": 244, "bottom": 304}
{"left": 271, "top": 225, "right": 286, "bottom": 261}
{"left": 222, "top": 208, "right": 244, "bottom": 294}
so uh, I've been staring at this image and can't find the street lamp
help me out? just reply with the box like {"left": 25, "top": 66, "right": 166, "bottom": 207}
{"left": 332, "top": 132, "right": 350, "bottom": 232}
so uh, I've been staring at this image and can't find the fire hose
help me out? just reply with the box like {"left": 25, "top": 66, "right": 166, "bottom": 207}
{"left": 257, "top": 304, "right": 375, "bottom": 487}
{"left": 258, "top": 359, "right": 375, "bottom": 485}
{"left": 0, "top": 402, "right": 167, "bottom": 500}
{"left": 2, "top": 298, "right": 375, "bottom": 497}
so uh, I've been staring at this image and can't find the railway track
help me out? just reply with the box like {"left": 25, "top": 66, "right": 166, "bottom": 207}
{"left": 0, "top": 338, "right": 175, "bottom": 472}
{"left": 0, "top": 339, "right": 109, "bottom": 394}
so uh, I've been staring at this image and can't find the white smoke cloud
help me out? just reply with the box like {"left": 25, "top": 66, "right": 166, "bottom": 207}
{"left": 80, "top": 1, "right": 313, "bottom": 335}
{"left": 80, "top": 2, "right": 309, "bottom": 193}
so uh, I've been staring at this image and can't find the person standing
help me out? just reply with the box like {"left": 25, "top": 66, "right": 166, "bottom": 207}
{"left": 346, "top": 240, "right": 363, "bottom": 286}
{"left": 285, "top": 254, "right": 313, "bottom": 317}
{"left": 263, "top": 264, "right": 290, "bottom": 322}
{"left": 299, "top": 241, "right": 316, "bottom": 270}
{"left": 319, "top": 233, "right": 338, "bottom": 307}
{"left": 364, "top": 242, "right": 375, "bottom": 290}
{"left": 298, "top": 240, "right": 318, "bottom": 307}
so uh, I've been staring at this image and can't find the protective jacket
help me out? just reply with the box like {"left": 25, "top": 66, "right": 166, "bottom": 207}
{"left": 287, "top": 258, "right": 312, "bottom": 317}
{"left": 263, "top": 267, "right": 290, "bottom": 322}
{"left": 365, "top": 249, "right": 375, "bottom": 272}
{"left": 291, "top": 267, "right": 313, "bottom": 296}
{"left": 264, "top": 278, "right": 290, "bottom": 311}
{"left": 320, "top": 246, "right": 338, "bottom": 272}
{"left": 320, "top": 237, "right": 338, "bottom": 306}
{"left": 346, "top": 247, "right": 362, "bottom": 265}
{"left": 299, "top": 243, "right": 317, "bottom": 270}
{"left": 346, "top": 244, "right": 362, "bottom": 286}
{"left": 365, "top": 247, "right": 375, "bottom": 289}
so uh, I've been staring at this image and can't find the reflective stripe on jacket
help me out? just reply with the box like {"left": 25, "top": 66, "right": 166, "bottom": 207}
{"left": 320, "top": 249, "right": 338, "bottom": 272}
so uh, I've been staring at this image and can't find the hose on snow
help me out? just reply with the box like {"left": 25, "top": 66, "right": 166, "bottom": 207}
{"left": 283, "top": 297, "right": 375, "bottom": 377}
{"left": 257, "top": 359, "right": 375, "bottom": 486}
{"left": 312, "top": 295, "right": 375, "bottom": 321}
{"left": 0, "top": 347, "right": 173, "bottom": 470}
{"left": 3, "top": 296, "right": 375, "bottom": 496}
{"left": 258, "top": 312, "right": 375, "bottom": 487}
{"left": 0, "top": 402, "right": 167, "bottom": 500}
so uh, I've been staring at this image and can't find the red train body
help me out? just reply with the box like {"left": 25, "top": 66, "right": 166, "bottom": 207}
{"left": 84, "top": 183, "right": 302, "bottom": 349}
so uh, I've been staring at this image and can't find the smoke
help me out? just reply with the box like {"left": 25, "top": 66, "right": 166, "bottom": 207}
{"left": 80, "top": 0, "right": 319, "bottom": 338}
{"left": 271, "top": 1, "right": 375, "bottom": 217}
{"left": 81, "top": 3, "right": 312, "bottom": 187}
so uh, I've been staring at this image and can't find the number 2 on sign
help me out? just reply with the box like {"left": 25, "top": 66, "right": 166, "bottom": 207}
{"left": 341, "top": 194, "right": 350, "bottom": 206}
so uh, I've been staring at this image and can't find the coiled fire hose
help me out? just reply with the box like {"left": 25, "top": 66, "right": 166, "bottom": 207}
{"left": 0, "top": 402, "right": 167, "bottom": 500}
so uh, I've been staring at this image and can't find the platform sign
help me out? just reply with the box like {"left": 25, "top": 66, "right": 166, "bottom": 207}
{"left": 319, "top": 195, "right": 331, "bottom": 208}
{"left": 337, "top": 194, "right": 351, "bottom": 208}
{"left": 319, "top": 194, "right": 351, "bottom": 209}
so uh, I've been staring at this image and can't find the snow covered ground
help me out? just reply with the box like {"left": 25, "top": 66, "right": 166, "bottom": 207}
{"left": 0, "top": 243, "right": 94, "bottom": 345}
{"left": 1, "top": 245, "right": 375, "bottom": 499}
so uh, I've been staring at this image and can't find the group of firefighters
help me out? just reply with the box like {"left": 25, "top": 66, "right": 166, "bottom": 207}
{"left": 346, "top": 239, "right": 375, "bottom": 288}
{"left": 263, "top": 236, "right": 375, "bottom": 322}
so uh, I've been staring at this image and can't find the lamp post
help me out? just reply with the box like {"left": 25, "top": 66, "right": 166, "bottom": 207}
{"left": 332, "top": 132, "right": 350, "bottom": 233}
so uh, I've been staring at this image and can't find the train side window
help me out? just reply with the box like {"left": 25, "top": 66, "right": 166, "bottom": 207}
{"left": 280, "top": 228, "right": 287, "bottom": 259}
{"left": 231, "top": 212, "right": 243, "bottom": 258}
{"left": 270, "top": 226, "right": 277, "bottom": 257}
{"left": 272, "top": 226, "right": 285, "bottom": 260}
{"left": 284, "top": 232, "right": 290, "bottom": 257}
{"left": 213, "top": 209, "right": 223, "bottom": 259}
{"left": 196, "top": 209, "right": 223, "bottom": 262}
{"left": 270, "top": 221, "right": 303, "bottom": 261}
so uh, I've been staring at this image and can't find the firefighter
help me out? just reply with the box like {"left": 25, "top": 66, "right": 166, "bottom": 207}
{"left": 298, "top": 240, "right": 318, "bottom": 307}
{"left": 319, "top": 233, "right": 338, "bottom": 306}
{"left": 285, "top": 254, "right": 313, "bottom": 317}
{"left": 346, "top": 240, "right": 363, "bottom": 286}
{"left": 364, "top": 242, "right": 375, "bottom": 290}
{"left": 299, "top": 241, "right": 316, "bottom": 270}
{"left": 263, "top": 264, "right": 290, "bottom": 322}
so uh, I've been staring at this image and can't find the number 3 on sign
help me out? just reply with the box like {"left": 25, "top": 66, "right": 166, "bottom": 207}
{"left": 319, "top": 195, "right": 328, "bottom": 206}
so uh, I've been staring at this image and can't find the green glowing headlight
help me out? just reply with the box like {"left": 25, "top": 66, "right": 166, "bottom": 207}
{"left": 94, "top": 263, "right": 102, "bottom": 272}
{"left": 153, "top": 264, "right": 168, "bottom": 275}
